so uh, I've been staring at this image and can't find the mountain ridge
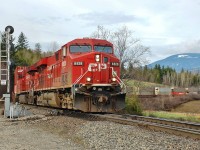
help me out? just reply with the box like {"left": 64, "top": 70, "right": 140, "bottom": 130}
{"left": 148, "top": 53, "right": 200, "bottom": 72}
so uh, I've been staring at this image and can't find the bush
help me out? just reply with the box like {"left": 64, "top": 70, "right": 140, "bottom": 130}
{"left": 125, "top": 95, "right": 143, "bottom": 115}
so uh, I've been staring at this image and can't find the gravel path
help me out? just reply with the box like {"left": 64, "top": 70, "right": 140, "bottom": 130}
{"left": 0, "top": 106, "right": 199, "bottom": 150}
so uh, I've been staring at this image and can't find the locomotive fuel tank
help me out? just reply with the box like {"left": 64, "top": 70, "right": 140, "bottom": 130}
{"left": 37, "top": 92, "right": 61, "bottom": 107}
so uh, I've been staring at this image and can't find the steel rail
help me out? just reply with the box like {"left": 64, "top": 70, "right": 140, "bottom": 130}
{"left": 123, "top": 114, "right": 200, "bottom": 130}
{"left": 94, "top": 114, "right": 200, "bottom": 140}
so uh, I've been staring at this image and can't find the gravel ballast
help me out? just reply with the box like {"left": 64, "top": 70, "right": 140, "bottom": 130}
{"left": 0, "top": 106, "right": 199, "bottom": 150}
{"left": 76, "top": 121, "right": 200, "bottom": 150}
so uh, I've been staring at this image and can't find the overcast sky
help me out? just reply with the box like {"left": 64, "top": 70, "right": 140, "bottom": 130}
{"left": 0, "top": 0, "right": 200, "bottom": 63}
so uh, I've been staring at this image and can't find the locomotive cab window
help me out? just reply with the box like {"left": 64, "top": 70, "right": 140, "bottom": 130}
{"left": 70, "top": 45, "right": 91, "bottom": 53}
{"left": 104, "top": 57, "right": 108, "bottom": 63}
{"left": 94, "top": 46, "right": 113, "bottom": 53}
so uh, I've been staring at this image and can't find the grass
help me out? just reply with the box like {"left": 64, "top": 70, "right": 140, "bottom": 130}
{"left": 126, "top": 79, "right": 164, "bottom": 88}
{"left": 143, "top": 111, "right": 200, "bottom": 123}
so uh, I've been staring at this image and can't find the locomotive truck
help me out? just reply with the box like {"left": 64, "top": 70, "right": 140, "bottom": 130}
{"left": 14, "top": 38, "right": 126, "bottom": 112}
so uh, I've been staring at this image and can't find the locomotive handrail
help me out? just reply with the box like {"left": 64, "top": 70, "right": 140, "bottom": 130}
{"left": 111, "top": 67, "right": 126, "bottom": 93}
{"left": 72, "top": 70, "right": 89, "bottom": 96}
{"left": 116, "top": 74, "right": 127, "bottom": 93}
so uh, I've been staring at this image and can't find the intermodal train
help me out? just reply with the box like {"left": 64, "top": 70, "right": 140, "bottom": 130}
{"left": 14, "top": 38, "right": 126, "bottom": 112}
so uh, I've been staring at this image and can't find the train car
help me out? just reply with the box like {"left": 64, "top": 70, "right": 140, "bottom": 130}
{"left": 14, "top": 38, "right": 126, "bottom": 112}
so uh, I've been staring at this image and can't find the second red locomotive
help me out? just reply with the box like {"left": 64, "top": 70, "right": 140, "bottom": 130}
{"left": 14, "top": 38, "right": 126, "bottom": 112}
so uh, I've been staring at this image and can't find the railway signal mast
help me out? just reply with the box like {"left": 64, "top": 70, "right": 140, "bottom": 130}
{"left": 0, "top": 26, "right": 14, "bottom": 117}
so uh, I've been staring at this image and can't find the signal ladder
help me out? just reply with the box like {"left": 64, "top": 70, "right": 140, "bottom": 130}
{"left": 0, "top": 39, "right": 8, "bottom": 86}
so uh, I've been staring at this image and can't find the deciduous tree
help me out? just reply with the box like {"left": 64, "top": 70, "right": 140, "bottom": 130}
{"left": 91, "top": 25, "right": 150, "bottom": 75}
{"left": 48, "top": 41, "right": 59, "bottom": 52}
{"left": 34, "top": 42, "right": 42, "bottom": 58}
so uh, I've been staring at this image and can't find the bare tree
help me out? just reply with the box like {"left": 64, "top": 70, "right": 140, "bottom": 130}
{"left": 48, "top": 41, "right": 59, "bottom": 52}
{"left": 91, "top": 25, "right": 111, "bottom": 40}
{"left": 34, "top": 43, "right": 42, "bottom": 59}
{"left": 41, "top": 51, "right": 54, "bottom": 57}
{"left": 91, "top": 25, "right": 150, "bottom": 72}
{"left": 35, "top": 43, "right": 41, "bottom": 52}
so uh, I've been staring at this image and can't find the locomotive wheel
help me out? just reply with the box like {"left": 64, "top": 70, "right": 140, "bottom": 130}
{"left": 5, "top": 26, "right": 14, "bottom": 34}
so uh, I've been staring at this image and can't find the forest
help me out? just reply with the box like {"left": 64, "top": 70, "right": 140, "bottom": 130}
{"left": 126, "top": 64, "right": 200, "bottom": 87}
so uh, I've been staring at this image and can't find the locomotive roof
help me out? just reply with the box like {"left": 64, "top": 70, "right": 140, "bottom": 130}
{"left": 63, "top": 38, "right": 113, "bottom": 47}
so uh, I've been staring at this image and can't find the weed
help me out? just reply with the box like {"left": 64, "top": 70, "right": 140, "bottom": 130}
{"left": 125, "top": 95, "right": 143, "bottom": 115}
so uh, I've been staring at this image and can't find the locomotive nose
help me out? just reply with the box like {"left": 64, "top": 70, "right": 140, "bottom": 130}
{"left": 86, "top": 53, "right": 110, "bottom": 83}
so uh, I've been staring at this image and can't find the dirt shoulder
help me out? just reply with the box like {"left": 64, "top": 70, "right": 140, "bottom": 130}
{"left": 171, "top": 100, "right": 200, "bottom": 113}
{"left": 0, "top": 115, "right": 87, "bottom": 149}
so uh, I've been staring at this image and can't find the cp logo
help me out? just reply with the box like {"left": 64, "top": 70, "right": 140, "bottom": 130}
{"left": 88, "top": 63, "right": 107, "bottom": 72}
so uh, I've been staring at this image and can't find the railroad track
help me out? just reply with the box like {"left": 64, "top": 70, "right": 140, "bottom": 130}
{"left": 21, "top": 104, "right": 200, "bottom": 139}
{"left": 93, "top": 114, "right": 200, "bottom": 140}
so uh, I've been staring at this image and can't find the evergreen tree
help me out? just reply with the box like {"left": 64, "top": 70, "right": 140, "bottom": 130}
{"left": 15, "top": 32, "right": 29, "bottom": 50}
{"left": 121, "top": 62, "right": 200, "bottom": 87}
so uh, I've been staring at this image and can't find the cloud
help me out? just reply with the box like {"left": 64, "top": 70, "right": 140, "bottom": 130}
{"left": 75, "top": 11, "right": 146, "bottom": 26}
{"left": 23, "top": 16, "right": 71, "bottom": 26}
{"left": 148, "top": 39, "right": 200, "bottom": 63}
{"left": 1, "top": 0, "right": 200, "bottom": 63}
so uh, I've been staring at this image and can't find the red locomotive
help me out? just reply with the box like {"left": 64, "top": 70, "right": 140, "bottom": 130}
{"left": 14, "top": 38, "right": 126, "bottom": 112}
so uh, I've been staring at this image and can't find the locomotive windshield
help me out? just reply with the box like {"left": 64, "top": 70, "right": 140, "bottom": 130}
{"left": 94, "top": 46, "right": 113, "bottom": 53}
{"left": 70, "top": 45, "right": 91, "bottom": 53}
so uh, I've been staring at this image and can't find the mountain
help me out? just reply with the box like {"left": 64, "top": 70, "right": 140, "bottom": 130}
{"left": 148, "top": 53, "right": 200, "bottom": 72}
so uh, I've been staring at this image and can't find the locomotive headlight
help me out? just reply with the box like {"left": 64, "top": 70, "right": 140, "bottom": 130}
{"left": 95, "top": 55, "right": 100, "bottom": 62}
{"left": 112, "top": 77, "right": 117, "bottom": 82}
{"left": 86, "top": 77, "right": 91, "bottom": 82}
